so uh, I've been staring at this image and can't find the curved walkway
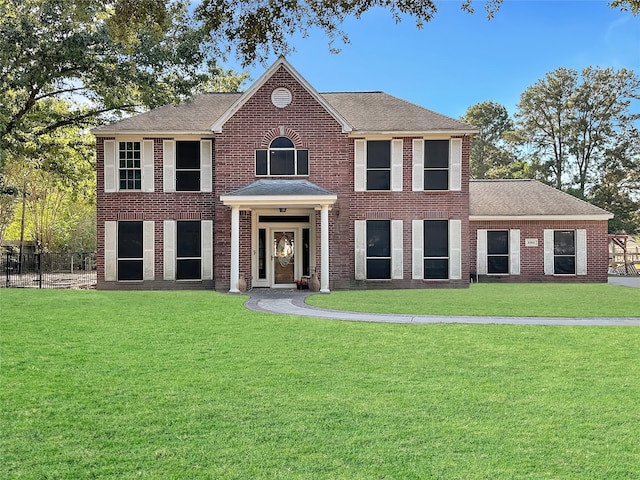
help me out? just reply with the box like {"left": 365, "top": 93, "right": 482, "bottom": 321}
{"left": 245, "top": 278, "right": 640, "bottom": 326}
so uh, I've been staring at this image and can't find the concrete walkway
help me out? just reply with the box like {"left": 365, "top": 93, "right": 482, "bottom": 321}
{"left": 244, "top": 278, "right": 640, "bottom": 326}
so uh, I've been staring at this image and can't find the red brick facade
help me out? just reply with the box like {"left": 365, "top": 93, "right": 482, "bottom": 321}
{"left": 469, "top": 220, "right": 610, "bottom": 283}
{"left": 94, "top": 61, "right": 610, "bottom": 291}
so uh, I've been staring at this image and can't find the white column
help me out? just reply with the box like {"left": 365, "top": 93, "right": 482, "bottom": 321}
{"left": 229, "top": 206, "right": 240, "bottom": 293}
{"left": 320, "top": 204, "right": 330, "bottom": 293}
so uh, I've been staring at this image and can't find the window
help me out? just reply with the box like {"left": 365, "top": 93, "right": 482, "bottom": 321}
{"left": 176, "top": 141, "right": 200, "bottom": 191}
{"left": 366, "top": 140, "right": 391, "bottom": 190}
{"left": 117, "top": 221, "right": 143, "bottom": 280}
{"left": 424, "top": 220, "right": 449, "bottom": 279}
{"left": 176, "top": 221, "right": 202, "bottom": 280}
{"left": 366, "top": 220, "right": 391, "bottom": 279}
{"left": 256, "top": 137, "right": 308, "bottom": 176}
{"left": 424, "top": 140, "right": 449, "bottom": 190}
{"left": 119, "top": 142, "right": 141, "bottom": 190}
{"left": 554, "top": 230, "right": 576, "bottom": 275}
{"left": 487, "top": 230, "right": 509, "bottom": 274}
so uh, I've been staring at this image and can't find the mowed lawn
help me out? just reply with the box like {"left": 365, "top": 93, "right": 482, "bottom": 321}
{"left": 2, "top": 289, "right": 640, "bottom": 479}
{"left": 306, "top": 283, "right": 640, "bottom": 317}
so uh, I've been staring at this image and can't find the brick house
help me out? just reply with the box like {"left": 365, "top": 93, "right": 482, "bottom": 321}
{"left": 92, "top": 57, "right": 612, "bottom": 292}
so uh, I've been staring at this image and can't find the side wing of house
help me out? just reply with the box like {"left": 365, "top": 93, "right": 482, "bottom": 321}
{"left": 469, "top": 180, "right": 613, "bottom": 283}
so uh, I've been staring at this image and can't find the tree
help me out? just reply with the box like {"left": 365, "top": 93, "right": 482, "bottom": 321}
{"left": 515, "top": 68, "right": 577, "bottom": 190}
{"left": 589, "top": 127, "right": 640, "bottom": 234}
{"left": 515, "top": 67, "right": 640, "bottom": 196}
{"left": 0, "top": 0, "right": 236, "bottom": 159}
{"left": 114, "top": 0, "right": 640, "bottom": 66}
{"left": 461, "top": 101, "right": 522, "bottom": 178}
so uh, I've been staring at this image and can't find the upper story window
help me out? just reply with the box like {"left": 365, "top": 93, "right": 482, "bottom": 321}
{"left": 424, "top": 140, "right": 449, "bottom": 190}
{"left": 366, "top": 141, "right": 391, "bottom": 190}
{"left": 411, "top": 138, "right": 462, "bottom": 192}
{"left": 119, "top": 142, "right": 141, "bottom": 190}
{"left": 354, "top": 139, "right": 403, "bottom": 192}
{"left": 256, "top": 137, "right": 309, "bottom": 176}
{"left": 176, "top": 141, "right": 200, "bottom": 191}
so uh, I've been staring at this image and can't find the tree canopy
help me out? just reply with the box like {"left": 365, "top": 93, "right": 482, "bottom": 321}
{"left": 464, "top": 67, "right": 640, "bottom": 234}
{"left": 0, "top": 0, "right": 229, "bottom": 157}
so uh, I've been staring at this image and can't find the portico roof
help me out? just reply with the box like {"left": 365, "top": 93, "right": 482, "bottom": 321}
{"left": 220, "top": 180, "right": 338, "bottom": 208}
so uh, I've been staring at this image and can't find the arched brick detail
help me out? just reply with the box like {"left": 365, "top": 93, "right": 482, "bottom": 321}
{"left": 259, "top": 127, "right": 305, "bottom": 148}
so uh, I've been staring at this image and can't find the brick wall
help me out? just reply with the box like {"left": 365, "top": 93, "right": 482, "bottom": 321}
{"left": 469, "top": 219, "right": 610, "bottom": 283}
{"left": 96, "top": 137, "right": 216, "bottom": 289}
{"left": 213, "top": 66, "right": 472, "bottom": 291}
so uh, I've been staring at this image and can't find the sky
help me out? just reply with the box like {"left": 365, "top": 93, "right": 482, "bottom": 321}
{"left": 227, "top": 0, "right": 640, "bottom": 121}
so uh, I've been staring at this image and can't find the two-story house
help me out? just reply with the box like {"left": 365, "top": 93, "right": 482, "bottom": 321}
{"left": 92, "top": 57, "right": 612, "bottom": 292}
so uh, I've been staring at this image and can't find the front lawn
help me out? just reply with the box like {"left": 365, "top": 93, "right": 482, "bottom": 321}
{"left": 2, "top": 289, "right": 640, "bottom": 479}
{"left": 307, "top": 283, "right": 640, "bottom": 317}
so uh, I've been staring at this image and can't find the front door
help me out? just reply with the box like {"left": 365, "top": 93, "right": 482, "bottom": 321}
{"left": 273, "top": 231, "right": 295, "bottom": 285}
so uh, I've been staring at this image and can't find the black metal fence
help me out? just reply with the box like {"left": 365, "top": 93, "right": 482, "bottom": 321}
{"left": 2, "top": 251, "right": 97, "bottom": 289}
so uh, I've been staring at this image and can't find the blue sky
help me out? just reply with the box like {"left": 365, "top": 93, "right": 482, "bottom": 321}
{"left": 229, "top": 0, "right": 640, "bottom": 121}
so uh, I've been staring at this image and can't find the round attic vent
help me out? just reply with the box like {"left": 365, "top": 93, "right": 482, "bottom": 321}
{"left": 271, "top": 87, "right": 292, "bottom": 108}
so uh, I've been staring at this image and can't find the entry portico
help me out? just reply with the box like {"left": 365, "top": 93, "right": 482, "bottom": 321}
{"left": 221, "top": 180, "right": 337, "bottom": 293}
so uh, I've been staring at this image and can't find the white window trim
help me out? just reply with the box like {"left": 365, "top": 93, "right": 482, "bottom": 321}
{"left": 412, "top": 138, "right": 462, "bottom": 192}
{"left": 143, "top": 221, "right": 155, "bottom": 280}
{"left": 104, "top": 221, "right": 117, "bottom": 280}
{"left": 355, "top": 220, "right": 402, "bottom": 280}
{"left": 104, "top": 140, "right": 117, "bottom": 193}
{"left": 354, "top": 140, "right": 366, "bottom": 192}
{"left": 544, "top": 229, "right": 587, "bottom": 276}
{"left": 412, "top": 219, "right": 460, "bottom": 280}
{"left": 477, "top": 229, "right": 520, "bottom": 276}
{"left": 163, "top": 140, "right": 175, "bottom": 192}
{"left": 107, "top": 220, "right": 153, "bottom": 282}
{"left": 355, "top": 139, "right": 402, "bottom": 192}
{"left": 449, "top": 219, "right": 462, "bottom": 280}
{"left": 202, "top": 220, "right": 213, "bottom": 280}
{"left": 354, "top": 220, "right": 366, "bottom": 279}
{"left": 391, "top": 220, "right": 403, "bottom": 279}
{"left": 412, "top": 219, "right": 423, "bottom": 279}
{"left": 391, "top": 140, "right": 403, "bottom": 192}
{"left": 412, "top": 139, "right": 424, "bottom": 192}
{"left": 201, "top": 140, "right": 213, "bottom": 193}
{"left": 449, "top": 138, "right": 462, "bottom": 191}
{"left": 256, "top": 143, "right": 309, "bottom": 177}
{"left": 117, "top": 141, "right": 143, "bottom": 191}
{"left": 142, "top": 140, "right": 154, "bottom": 192}
{"left": 163, "top": 220, "right": 176, "bottom": 280}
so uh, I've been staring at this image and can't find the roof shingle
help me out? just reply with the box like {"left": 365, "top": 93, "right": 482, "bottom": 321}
{"left": 92, "top": 92, "right": 476, "bottom": 134}
{"left": 469, "top": 180, "right": 612, "bottom": 218}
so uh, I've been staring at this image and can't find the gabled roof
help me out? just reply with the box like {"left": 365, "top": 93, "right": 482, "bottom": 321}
{"left": 220, "top": 180, "right": 337, "bottom": 208}
{"left": 91, "top": 93, "right": 240, "bottom": 135}
{"left": 211, "top": 57, "right": 352, "bottom": 134}
{"left": 469, "top": 179, "right": 613, "bottom": 220}
{"left": 322, "top": 92, "right": 476, "bottom": 134}
{"left": 92, "top": 58, "right": 478, "bottom": 136}
{"left": 224, "top": 179, "right": 334, "bottom": 196}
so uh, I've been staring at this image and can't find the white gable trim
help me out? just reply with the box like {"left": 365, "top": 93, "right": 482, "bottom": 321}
{"left": 210, "top": 57, "right": 352, "bottom": 134}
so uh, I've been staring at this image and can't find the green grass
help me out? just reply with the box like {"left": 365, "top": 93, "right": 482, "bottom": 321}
{"left": 307, "top": 283, "right": 640, "bottom": 317}
{"left": 2, "top": 289, "right": 640, "bottom": 479}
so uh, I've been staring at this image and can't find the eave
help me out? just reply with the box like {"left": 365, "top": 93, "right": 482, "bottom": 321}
{"left": 348, "top": 129, "right": 479, "bottom": 137}
{"left": 470, "top": 214, "right": 614, "bottom": 222}
{"left": 92, "top": 130, "right": 215, "bottom": 137}
{"left": 220, "top": 194, "right": 338, "bottom": 209}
